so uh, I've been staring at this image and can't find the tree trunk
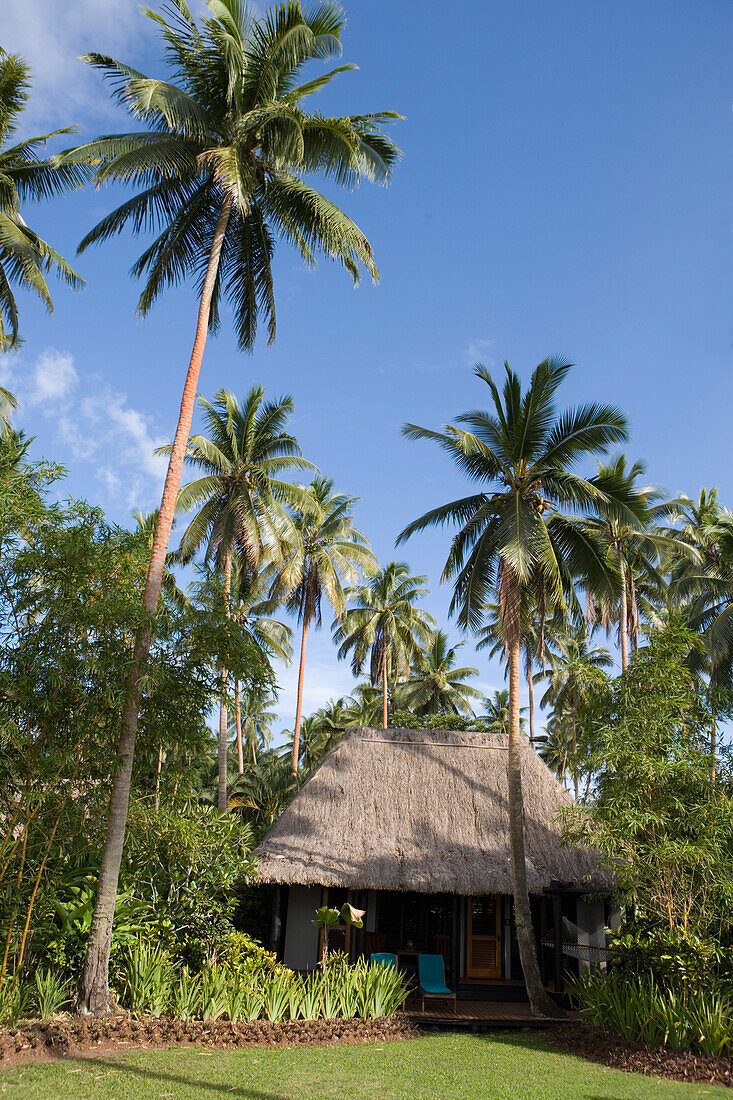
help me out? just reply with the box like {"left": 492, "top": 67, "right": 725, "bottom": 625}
{"left": 291, "top": 618, "right": 309, "bottom": 776}
{"left": 710, "top": 662, "right": 717, "bottom": 781}
{"left": 526, "top": 643, "right": 535, "bottom": 747}
{"left": 76, "top": 194, "right": 233, "bottom": 1017}
{"left": 506, "top": 579, "right": 564, "bottom": 1019}
{"left": 235, "top": 680, "right": 244, "bottom": 775}
{"left": 619, "top": 560, "right": 629, "bottom": 672}
{"left": 571, "top": 698, "right": 579, "bottom": 801}
{"left": 154, "top": 743, "right": 163, "bottom": 813}
{"left": 382, "top": 649, "right": 388, "bottom": 729}
{"left": 218, "top": 545, "right": 233, "bottom": 812}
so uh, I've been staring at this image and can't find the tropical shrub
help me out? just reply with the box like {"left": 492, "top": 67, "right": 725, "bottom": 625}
{"left": 563, "top": 626, "right": 733, "bottom": 988}
{"left": 118, "top": 938, "right": 174, "bottom": 1017}
{"left": 609, "top": 928, "right": 731, "bottom": 993}
{"left": 217, "top": 931, "right": 291, "bottom": 981}
{"left": 0, "top": 978, "right": 31, "bottom": 1026}
{"left": 122, "top": 805, "right": 257, "bottom": 970}
{"left": 105, "top": 944, "right": 406, "bottom": 1024}
{"left": 571, "top": 971, "right": 733, "bottom": 1057}
{"left": 33, "top": 970, "right": 71, "bottom": 1020}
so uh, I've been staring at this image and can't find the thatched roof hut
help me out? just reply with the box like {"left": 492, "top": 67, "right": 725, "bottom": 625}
{"left": 254, "top": 727, "right": 610, "bottom": 895}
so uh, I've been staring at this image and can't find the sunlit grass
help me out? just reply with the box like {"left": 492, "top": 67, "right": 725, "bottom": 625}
{"left": 1, "top": 1031, "right": 730, "bottom": 1099}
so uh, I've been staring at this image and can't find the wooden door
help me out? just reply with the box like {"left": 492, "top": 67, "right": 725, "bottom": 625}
{"left": 466, "top": 895, "right": 502, "bottom": 979}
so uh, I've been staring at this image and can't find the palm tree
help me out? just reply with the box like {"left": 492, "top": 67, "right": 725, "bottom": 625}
{"left": 481, "top": 688, "right": 527, "bottom": 736}
{"left": 476, "top": 595, "right": 556, "bottom": 747}
{"left": 269, "top": 475, "right": 375, "bottom": 774}
{"left": 398, "top": 357, "right": 630, "bottom": 1018}
{"left": 343, "top": 681, "right": 384, "bottom": 726}
{"left": 284, "top": 712, "right": 344, "bottom": 774}
{"left": 0, "top": 50, "right": 85, "bottom": 348}
{"left": 334, "top": 561, "right": 435, "bottom": 728}
{"left": 398, "top": 629, "right": 482, "bottom": 715}
{"left": 539, "top": 710, "right": 574, "bottom": 784}
{"left": 537, "top": 627, "right": 612, "bottom": 799}
{"left": 228, "top": 558, "right": 291, "bottom": 773}
{"left": 232, "top": 683, "right": 278, "bottom": 768}
{"left": 0, "top": 389, "right": 17, "bottom": 437}
{"left": 584, "top": 455, "right": 678, "bottom": 670}
{"left": 72, "top": 0, "right": 400, "bottom": 1015}
{"left": 234, "top": 749, "right": 296, "bottom": 836}
{"left": 170, "top": 386, "right": 307, "bottom": 808}
{"left": 666, "top": 489, "right": 733, "bottom": 770}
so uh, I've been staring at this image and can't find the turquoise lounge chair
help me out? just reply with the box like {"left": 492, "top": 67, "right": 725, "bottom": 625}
{"left": 370, "top": 952, "right": 397, "bottom": 969}
{"left": 418, "top": 953, "right": 456, "bottom": 1014}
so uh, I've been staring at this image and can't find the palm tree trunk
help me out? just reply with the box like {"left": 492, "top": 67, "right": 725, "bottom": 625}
{"left": 619, "top": 560, "right": 629, "bottom": 672}
{"left": 76, "top": 194, "right": 233, "bottom": 1017}
{"left": 382, "top": 650, "right": 388, "bottom": 729}
{"left": 506, "top": 580, "right": 564, "bottom": 1019}
{"left": 570, "top": 700, "right": 579, "bottom": 801}
{"left": 218, "top": 545, "right": 233, "bottom": 812}
{"left": 526, "top": 643, "right": 535, "bottom": 747}
{"left": 235, "top": 680, "right": 244, "bottom": 775}
{"left": 291, "top": 618, "right": 309, "bottom": 776}
{"left": 710, "top": 661, "right": 717, "bottom": 781}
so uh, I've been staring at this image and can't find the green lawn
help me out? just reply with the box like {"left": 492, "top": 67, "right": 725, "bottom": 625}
{"left": 0, "top": 1032, "right": 728, "bottom": 1099}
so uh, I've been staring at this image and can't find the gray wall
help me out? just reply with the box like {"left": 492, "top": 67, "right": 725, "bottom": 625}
{"left": 576, "top": 898, "right": 606, "bottom": 972}
{"left": 283, "top": 885, "right": 321, "bottom": 971}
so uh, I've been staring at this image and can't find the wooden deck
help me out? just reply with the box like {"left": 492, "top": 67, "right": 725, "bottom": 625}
{"left": 402, "top": 999, "right": 574, "bottom": 1029}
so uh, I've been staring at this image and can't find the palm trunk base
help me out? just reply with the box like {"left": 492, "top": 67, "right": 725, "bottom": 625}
{"left": 507, "top": 631, "right": 565, "bottom": 1020}
{"left": 77, "top": 939, "right": 118, "bottom": 1017}
{"left": 76, "top": 638, "right": 147, "bottom": 1016}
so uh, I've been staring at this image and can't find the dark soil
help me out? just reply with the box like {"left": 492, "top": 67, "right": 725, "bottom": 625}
{"left": 0, "top": 1013, "right": 420, "bottom": 1069}
{"left": 548, "top": 1023, "right": 733, "bottom": 1089}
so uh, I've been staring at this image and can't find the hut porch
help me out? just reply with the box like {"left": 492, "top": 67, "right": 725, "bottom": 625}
{"left": 270, "top": 884, "right": 609, "bottom": 1004}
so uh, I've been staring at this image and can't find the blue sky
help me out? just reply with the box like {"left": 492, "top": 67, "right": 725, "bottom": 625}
{"left": 2, "top": 0, "right": 732, "bottom": 731}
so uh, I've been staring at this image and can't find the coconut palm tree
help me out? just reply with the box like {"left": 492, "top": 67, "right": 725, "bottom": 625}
{"left": 583, "top": 455, "right": 679, "bottom": 670}
{"left": 0, "top": 389, "right": 17, "bottom": 438}
{"left": 666, "top": 489, "right": 733, "bottom": 770}
{"left": 398, "top": 357, "right": 630, "bottom": 1018}
{"left": 0, "top": 50, "right": 85, "bottom": 349}
{"left": 228, "top": 558, "right": 291, "bottom": 773}
{"left": 334, "top": 562, "right": 435, "bottom": 728}
{"left": 71, "top": 0, "right": 400, "bottom": 1015}
{"left": 233, "top": 748, "right": 296, "bottom": 836}
{"left": 343, "top": 681, "right": 384, "bottom": 726}
{"left": 398, "top": 629, "right": 482, "bottom": 715}
{"left": 232, "top": 682, "right": 278, "bottom": 768}
{"left": 537, "top": 627, "right": 612, "bottom": 799}
{"left": 169, "top": 385, "right": 308, "bottom": 808}
{"left": 269, "top": 475, "right": 375, "bottom": 774}
{"left": 481, "top": 688, "right": 527, "bottom": 737}
{"left": 476, "top": 595, "right": 560, "bottom": 747}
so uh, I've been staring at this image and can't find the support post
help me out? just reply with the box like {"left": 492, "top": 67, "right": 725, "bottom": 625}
{"left": 552, "top": 892, "right": 564, "bottom": 994}
{"left": 269, "top": 885, "right": 286, "bottom": 959}
{"left": 451, "top": 896, "right": 460, "bottom": 987}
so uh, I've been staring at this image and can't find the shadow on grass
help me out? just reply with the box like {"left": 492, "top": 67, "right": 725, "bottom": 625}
{"left": 62, "top": 1054, "right": 290, "bottom": 1099}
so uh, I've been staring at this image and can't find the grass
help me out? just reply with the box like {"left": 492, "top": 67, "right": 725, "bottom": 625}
{"left": 1, "top": 1032, "right": 730, "bottom": 1099}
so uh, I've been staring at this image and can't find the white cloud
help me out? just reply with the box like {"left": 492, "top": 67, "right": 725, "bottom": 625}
{"left": 83, "top": 388, "right": 168, "bottom": 482}
{"left": 4, "top": 347, "right": 168, "bottom": 512}
{"left": 465, "top": 338, "right": 496, "bottom": 366}
{"left": 26, "top": 349, "right": 79, "bottom": 405}
{"left": 2, "top": 0, "right": 144, "bottom": 132}
{"left": 3, "top": 0, "right": 214, "bottom": 134}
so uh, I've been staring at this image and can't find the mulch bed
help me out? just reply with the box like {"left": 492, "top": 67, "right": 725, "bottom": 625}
{"left": 548, "top": 1023, "right": 733, "bottom": 1089}
{"left": 0, "top": 1014, "right": 420, "bottom": 1069}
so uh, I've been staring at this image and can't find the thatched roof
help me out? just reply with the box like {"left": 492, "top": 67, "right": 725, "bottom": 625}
{"left": 254, "top": 727, "right": 611, "bottom": 895}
